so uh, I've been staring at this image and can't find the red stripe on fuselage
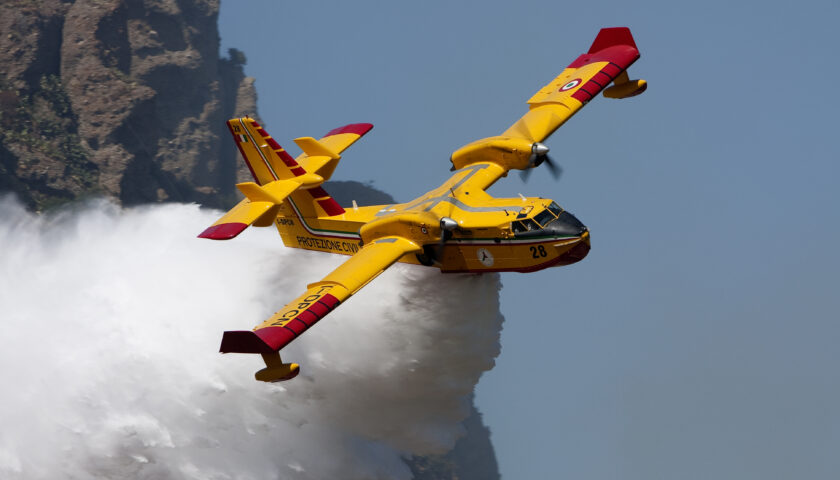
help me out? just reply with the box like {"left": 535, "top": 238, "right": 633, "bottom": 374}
{"left": 308, "top": 186, "right": 329, "bottom": 198}
{"left": 317, "top": 199, "right": 346, "bottom": 216}
{"left": 307, "top": 187, "right": 346, "bottom": 216}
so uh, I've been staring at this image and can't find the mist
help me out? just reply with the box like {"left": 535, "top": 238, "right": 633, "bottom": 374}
{"left": 0, "top": 197, "right": 504, "bottom": 479}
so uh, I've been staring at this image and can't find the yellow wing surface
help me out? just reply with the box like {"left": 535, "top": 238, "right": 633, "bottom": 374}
{"left": 219, "top": 236, "right": 421, "bottom": 354}
{"left": 505, "top": 27, "right": 645, "bottom": 143}
{"left": 450, "top": 27, "right": 644, "bottom": 177}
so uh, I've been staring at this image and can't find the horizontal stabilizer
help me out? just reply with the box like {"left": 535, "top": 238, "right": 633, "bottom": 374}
{"left": 317, "top": 123, "right": 373, "bottom": 155}
{"left": 198, "top": 198, "right": 276, "bottom": 240}
{"left": 294, "top": 137, "right": 340, "bottom": 159}
{"left": 198, "top": 180, "right": 300, "bottom": 240}
{"left": 198, "top": 222, "right": 249, "bottom": 240}
{"left": 294, "top": 123, "right": 374, "bottom": 182}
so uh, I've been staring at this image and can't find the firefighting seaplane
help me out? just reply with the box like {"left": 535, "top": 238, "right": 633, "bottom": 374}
{"left": 199, "top": 27, "right": 646, "bottom": 382}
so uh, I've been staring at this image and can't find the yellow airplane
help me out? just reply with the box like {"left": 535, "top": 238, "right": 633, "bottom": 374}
{"left": 200, "top": 27, "right": 646, "bottom": 382}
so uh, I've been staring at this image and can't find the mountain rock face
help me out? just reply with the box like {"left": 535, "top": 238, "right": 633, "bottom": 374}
{"left": 0, "top": 1, "right": 500, "bottom": 478}
{"left": 0, "top": 0, "right": 254, "bottom": 210}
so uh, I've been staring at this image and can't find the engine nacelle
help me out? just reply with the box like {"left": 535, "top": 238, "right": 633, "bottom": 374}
{"left": 449, "top": 135, "right": 534, "bottom": 171}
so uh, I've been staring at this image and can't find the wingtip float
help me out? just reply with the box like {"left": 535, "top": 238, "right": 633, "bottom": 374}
{"left": 200, "top": 27, "right": 646, "bottom": 382}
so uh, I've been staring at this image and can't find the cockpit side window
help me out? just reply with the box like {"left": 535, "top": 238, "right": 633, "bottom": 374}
{"left": 548, "top": 202, "right": 563, "bottom": 217}
{"left": 521, "top": 218, "right": 539, "bottom": 231}
{"left": 534, "top": 209, "right": 556, "bottom": 227}
{"left": 512, "top": 218, "right": 540, "bottom": 232}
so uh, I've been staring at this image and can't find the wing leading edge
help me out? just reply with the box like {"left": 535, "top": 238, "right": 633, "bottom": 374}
{"left": 220, "top": 236, "right": 421, "bottom": 355}
{"left": 449, "top": 27, "right": 644, "bottom": 176}
{"left": 505, "top": 27, "right": 644, "bottom": 143}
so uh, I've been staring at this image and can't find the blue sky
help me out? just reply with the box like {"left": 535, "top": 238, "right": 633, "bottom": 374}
{"left": 220, "top": 1, "right": 840, "bottom": 478}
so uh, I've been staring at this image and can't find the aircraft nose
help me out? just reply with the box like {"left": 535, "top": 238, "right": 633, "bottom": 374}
{"left": 550, "top": 211, "right": 588, "bottom": 237}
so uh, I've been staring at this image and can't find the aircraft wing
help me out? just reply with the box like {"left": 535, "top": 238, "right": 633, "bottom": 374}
{"left": 219, "top": 236, "right": 421, "bottom": 354}
{"left": 504, "top": 27, "right": 644, "bottom": 143}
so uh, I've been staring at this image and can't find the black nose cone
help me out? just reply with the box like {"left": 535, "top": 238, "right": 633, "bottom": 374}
{"left": 547, "top": 211, "right": 587, "bottom": 237}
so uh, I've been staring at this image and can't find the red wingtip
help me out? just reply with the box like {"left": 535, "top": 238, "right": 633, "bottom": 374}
{"left": 220, "top": 330, "right": 274, "bottom": 354}
{"left": 220, "top": 327, "right": 297, "bottom": 353}
{"left": 588, "top": 27, "right": 637, "bottom": 53}
{"left": 325, "top": 123, "right": 374, "bottom": 137}
{"left": 198, "top": 222, "right": 248, "bottom": 240}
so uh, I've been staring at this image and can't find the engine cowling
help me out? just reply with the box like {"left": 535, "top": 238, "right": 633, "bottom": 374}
{"left": 449, "top": 136, "right": 534, "bottom": 171}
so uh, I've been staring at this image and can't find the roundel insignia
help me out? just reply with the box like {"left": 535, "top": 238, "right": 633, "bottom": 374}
{"left": 477, "top": 248, "right": 494, "bottom": 267}
{"left": 560, "top": 79, "right": 581, "bottom": 91}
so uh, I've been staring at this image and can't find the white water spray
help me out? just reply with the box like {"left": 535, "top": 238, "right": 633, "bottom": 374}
{"left": 0, "top": 197, "right": 503, "bottom": 479}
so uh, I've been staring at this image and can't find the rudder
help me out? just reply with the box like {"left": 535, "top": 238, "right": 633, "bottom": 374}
{"left": 227, "top": 117, "right": 306, "bottom": 185}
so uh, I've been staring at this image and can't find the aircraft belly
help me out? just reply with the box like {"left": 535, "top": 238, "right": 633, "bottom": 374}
{"left": 439, "top": 235, "right": 590, "bottom": 273}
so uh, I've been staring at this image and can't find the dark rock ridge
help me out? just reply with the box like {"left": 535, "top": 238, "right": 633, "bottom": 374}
{"left": 408, "top": 396, "right": 501, "bottom": 480}
{"left": 0, "top": 0, "right": 255, "bottom": 210}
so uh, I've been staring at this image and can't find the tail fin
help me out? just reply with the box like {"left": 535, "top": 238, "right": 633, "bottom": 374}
{"left": 216, "top": 117, "right": 377, "bottom": 228}
{"left": 227, "top": 117, "right": 306, "bottom": 185}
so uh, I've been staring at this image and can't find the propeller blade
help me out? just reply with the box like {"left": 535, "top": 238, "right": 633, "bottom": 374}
{"left": 435, "top": 216, "right": 458, "bottom": 262}
{"left": 435, "top": 231, "right": 447, "bottom": 261}
{"left": 521, "top": 142, "right": 561, "bottom": 182}
{"left": 542, "top": 154, "right": 562, "bottom": 180}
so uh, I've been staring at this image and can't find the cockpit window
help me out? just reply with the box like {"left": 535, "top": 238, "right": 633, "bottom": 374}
{"left": 512, "top": 218, "right": 540, "bottom": 233}
{"left": 534, "top": 209, "right": 556, "bottom": 227}
{"left": 522, "top": 218, "right": 540, "bottom": 230}
{"left": 548, "top": 202, "right": 563, "bottom": 217}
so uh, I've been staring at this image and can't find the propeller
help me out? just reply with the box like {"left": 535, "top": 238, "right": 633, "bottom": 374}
{"left": 520, "top": 142, "right": 562, "bottom": 182}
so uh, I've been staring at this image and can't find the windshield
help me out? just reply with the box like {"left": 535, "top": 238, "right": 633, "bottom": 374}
{"left": 534, "top": 209, "right": 556, "bottom": 227}
{"left": 548, "top": 202, "right": 563, "bottom": 217}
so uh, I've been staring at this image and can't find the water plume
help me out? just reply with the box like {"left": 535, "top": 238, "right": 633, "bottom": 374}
{"left": 0, "top": 197, "right": 503, "bottom": 479}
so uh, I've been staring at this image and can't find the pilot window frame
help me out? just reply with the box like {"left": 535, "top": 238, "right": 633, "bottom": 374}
{"left": 547, "top": 202, "right": 563, "bottom": 217}
{"left": 512, "top": 218, "right": 540, "bottom": 233}
{"left": 534, "top": 209, "right": 556, "bottom": 228}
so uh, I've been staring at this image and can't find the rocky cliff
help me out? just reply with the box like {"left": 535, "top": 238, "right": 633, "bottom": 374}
{"left": 0, "top": 0, "right": 254, "bottom": 210}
